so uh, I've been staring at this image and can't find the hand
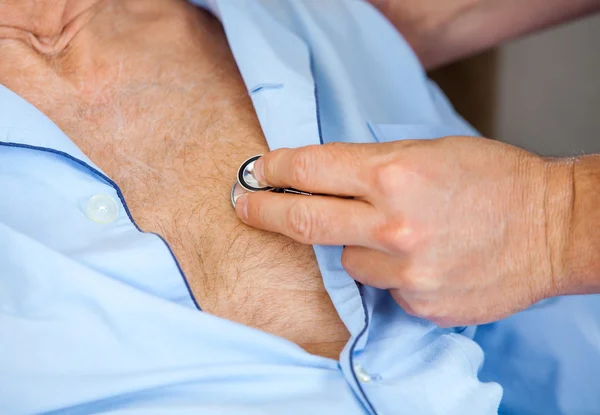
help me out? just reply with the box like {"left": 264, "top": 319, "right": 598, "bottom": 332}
{"left": 234, "top": 138, "right": 574, "bottom": 327}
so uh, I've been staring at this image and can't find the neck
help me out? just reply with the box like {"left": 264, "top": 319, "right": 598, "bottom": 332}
{"left": 0, "top": 0, "right": 102, "bottom": 55}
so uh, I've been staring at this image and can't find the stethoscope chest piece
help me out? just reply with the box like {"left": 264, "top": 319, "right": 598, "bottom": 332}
{"left": 231, "top": 154, "right": 313, "bottom": 209}
{"left": 232, "top": 155, "right": 270, "bottom": 208}
{"left": 237, "top": 155, "right": 272, "bottom": 192}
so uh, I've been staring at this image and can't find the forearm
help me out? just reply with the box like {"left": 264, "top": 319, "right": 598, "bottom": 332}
{"left": 563, "top": 155, "right": 600, "bottom": 295}
{"left": 374, "top": 0, "right": 600, "bottom": 69}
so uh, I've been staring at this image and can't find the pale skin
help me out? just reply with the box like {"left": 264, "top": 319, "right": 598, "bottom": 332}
{"left": 236, "top": 0, "right": 600, "bottom": 327}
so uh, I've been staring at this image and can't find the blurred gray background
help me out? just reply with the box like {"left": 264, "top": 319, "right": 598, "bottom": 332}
{"left": 431, "top": 12, "right": 600, "bottom": 157}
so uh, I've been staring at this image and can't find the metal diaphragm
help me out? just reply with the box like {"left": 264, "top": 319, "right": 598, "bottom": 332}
{"left": 237, "top": 155, "right": 271, "bottom": 192}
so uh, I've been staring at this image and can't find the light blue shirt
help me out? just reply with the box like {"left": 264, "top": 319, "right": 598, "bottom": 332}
{"left": 1, "top": 1, "right": 599, "bottom": 414}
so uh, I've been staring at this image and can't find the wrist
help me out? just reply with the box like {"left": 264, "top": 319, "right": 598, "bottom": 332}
{"left": 541, "top": 157, "right": 575, "bottom": 297}
{"left": 562, "top": 156, "right": 600, "bottom": 295}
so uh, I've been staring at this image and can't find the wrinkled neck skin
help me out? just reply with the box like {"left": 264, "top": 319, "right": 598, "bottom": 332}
{"left": 0, "top": 0, "right": 351, "bottom": 359}
{"left": 0, "top": 0, "right": 102, "bottom": 55}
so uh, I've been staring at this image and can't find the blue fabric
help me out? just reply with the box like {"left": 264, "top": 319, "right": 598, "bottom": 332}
{"left": 0, "top": 0, "right": 597, "bottom": 414}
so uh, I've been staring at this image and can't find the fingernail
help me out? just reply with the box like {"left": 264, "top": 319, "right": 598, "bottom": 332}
{"left": 236, "top": 194, "right": 248, "bottom": 221}
{"left": 253, "top": 158, "right": 265, "bottom": 184}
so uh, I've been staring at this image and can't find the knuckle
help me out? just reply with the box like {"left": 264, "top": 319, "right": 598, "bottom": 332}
{"left": 254, "top": 197, "right": 272, "bottom": 226}
{"left": 290, "top": 148, "right": 316, "bottom": 188}
{"left": 263, "top": 153, "right": 277, "bottom": 182}
{"left": 244, "top": 193, "right": 261, "bottom": 221}
{"left": 287, "top": 201, "right": 319, "bottom": 243}
{"left": 374, "top": 221, "right": 416, "bottom": 253}
{"left": 372, "top": 160, "right": 408, "bottom": 197}
{"left": 249, "top": 193, "right": 269, "bottom": 218}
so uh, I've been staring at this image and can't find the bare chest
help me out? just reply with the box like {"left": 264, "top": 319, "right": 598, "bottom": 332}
{"left": 0, "top": 6, "right": 348, "bottom": 357}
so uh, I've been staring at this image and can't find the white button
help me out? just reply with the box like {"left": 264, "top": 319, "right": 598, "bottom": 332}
{"left": 353, "top": 363, "right": 372, "bottom": 383}
{"left": 85, "top": 194, "right": 119, "bottom": 224}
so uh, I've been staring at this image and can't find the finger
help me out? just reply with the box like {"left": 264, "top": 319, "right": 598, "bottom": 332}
{"left": 255, "top": 143, "right": 383, "bottom": 197}
{"left": 341, "top": 245, "right": 406, "bottom": 289}
{"left": 236, "top": 191, "right": 379, "bottom": 247}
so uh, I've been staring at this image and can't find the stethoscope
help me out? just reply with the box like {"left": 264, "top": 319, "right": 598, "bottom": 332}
{"left": 231, "top": 155, "right": 313, "bottom": 208}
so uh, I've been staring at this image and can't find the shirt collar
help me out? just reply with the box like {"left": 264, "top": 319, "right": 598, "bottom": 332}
{"left": 0, "top": 84, "right": 105, "bottom": 173}
{"left": 0, "top": 2, "right": 368, "bottom": 343}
